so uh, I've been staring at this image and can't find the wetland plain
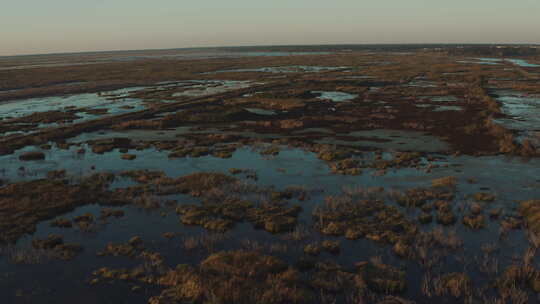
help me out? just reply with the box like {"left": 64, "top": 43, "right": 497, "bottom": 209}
{"left": 1, "top": 45, "right": 540, "bottom": 303}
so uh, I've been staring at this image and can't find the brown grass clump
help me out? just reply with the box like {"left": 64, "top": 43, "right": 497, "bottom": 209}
{"left": 149, "top": 250, "right": 315, "bottom": 304}
{"left": 97, "top": 237, "right": 145, "bottom": 258}
{"left": 313, "top": 193, "right": 418, "bottom": 244}
{"left": 94, "top": 248, "right": 407, "bottom": 303}
{"left": 462, "top": 214, "right": 485, "bottom": 229}
{"left": 31, "top": 234, "right": 83, "bottom": 260}
{"left": 121, "top": 154, "right": 137, "bottom": 160}
{"left": 121, "top": 171, "right": 238, "bottom": 196}
{"left": 201, "top": 250, "right": 287, "bottom": 278}
{"left": 392, "top": 187, "right": 455, "bottom": 209}
{"left": 496, "top": 263, "right": 539, "bottom": 299}
{"left": 161, "top": 106, "right": 257, "bottom": 128}
{"left": 357, "top": 259, "right": 407, "bottom": 293}
{"left": 1, "top": 245, "right": 58, "bottom": 265}
{"left": 0, "top": 174, "right": 116, "bottom": 243}
{"left": 518, "top": 200, "right": 540, "bottom": 234}
{"left": 472, "top": 192, "right": 496, "bottom": 202}
{"left": 226, "top": 96, "right": 306, "bottom": 111}
{"left": 173, "top": 172, "right": 238, "bottom": 196}
{"left": 433, "top": 273, "right": 472, "bottom": 299}
{"left": 484, "top": 118, "right": 538, "bottom": 156}
{"left": 431, "top": 176, "right": 457, "bottom": 188}
{"left": 177, "top": 198, "right": 301, "bottom": 233}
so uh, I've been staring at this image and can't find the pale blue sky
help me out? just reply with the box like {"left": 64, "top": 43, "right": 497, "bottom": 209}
{"left": 1, "top": 0, "right": 539, "bottom": 56}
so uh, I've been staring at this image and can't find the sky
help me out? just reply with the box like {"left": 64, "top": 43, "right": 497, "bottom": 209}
{"left": 1, "top": 0, "right": 540, "bottom": 56}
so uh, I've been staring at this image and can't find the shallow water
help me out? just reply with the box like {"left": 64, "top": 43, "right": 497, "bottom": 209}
{"left": 243, "top": 108, "right": 276, "bottom": 115}
{"left": 457, "top": 58, "right": 501, "bottom": 66}
{"left": 493, "top": 91, "right": 540, "bottom": 132}
{"left": 313, "top": 91, "right": 358, "bottom": 102}
{"left": 0, "top": 80, "right": 255, "bottom": 136}
{"left": 432, "top": 105, "right": 463, "bottom": 112}
{"left": 206, "top": 65, "right": 348, "bottom": 74}
{"left": 430, "top": 96, "right": 459, "bottom": 102}
{"left": 506, "top": 58, "right": 540, "bottom": 68}
{"left": 1, "top": 139, "right": 540, "bottom": 303}
{"left": 0, "top": 87, "right": 145, "bottom": 121}
{"left": 3, "top": 140, "right": 538, "bottom": 196}
{"left": 407, "top": 80, "right": 438, "bottom": 88}
{"left": 415, "top": 104, "right": 463, "bottom": 112}
{"left": 476, "top": 57, "right": 503, "bottom": 63}
{"left": 0, "top": 88, "right": 148, "bottom": 137}
{"left": 327, "top": 129, "right": 450, "bottom": 152}
{"left": 171, "top": 80, "right": 251, "bottom": 97}
{"left": 458, "top": 57, "right": 540, "bottom": 68}
{"left": 67, "top": 127, "right": 200, "bottom": 143}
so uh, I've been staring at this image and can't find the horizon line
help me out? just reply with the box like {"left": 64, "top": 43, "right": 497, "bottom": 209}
{"left": 2, "top": 42, "right": 539, "bottom": 58}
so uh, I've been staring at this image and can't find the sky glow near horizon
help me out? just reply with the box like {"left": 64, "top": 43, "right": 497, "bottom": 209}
{"left": 1, "top": 0, "right": 540, "bottom": 56}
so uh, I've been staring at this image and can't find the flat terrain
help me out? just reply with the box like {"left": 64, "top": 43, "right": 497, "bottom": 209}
{"left": 1, "top": 45, "right": 540, "bottom": 303}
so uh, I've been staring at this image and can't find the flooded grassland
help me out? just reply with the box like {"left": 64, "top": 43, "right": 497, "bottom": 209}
{"left": 1, "top": 47, "right": 540, "bottom": 304}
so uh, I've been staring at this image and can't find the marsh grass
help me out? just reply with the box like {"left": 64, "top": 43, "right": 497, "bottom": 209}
{"left": 0, "top": 246, "right": 56, "bottom": 265}
{"left": 3, "top": 51, "right": 540, "bottom": 303}
{"left": 283, "top": 224, "right": 312, "bottom": 241}
{"left": 413, "top": 228, "right": 463, "bottom": 270}
{"left": 431, "top": 176, "right": 457, "bottom": 188}
{"left": 182, "top": 233, "right": 230, "bottom": 253}
{"left": 134, "top": 194, "right": 161, "bottom": 210}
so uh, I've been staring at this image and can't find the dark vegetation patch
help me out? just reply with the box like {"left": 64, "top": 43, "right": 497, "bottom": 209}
{"left": 0, "top": 174, "right": 116, "bottom": 243}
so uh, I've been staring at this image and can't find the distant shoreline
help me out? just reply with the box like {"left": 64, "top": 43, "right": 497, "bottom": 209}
{"left": 2, "top": 43, "right": 539, "bottom": 58}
